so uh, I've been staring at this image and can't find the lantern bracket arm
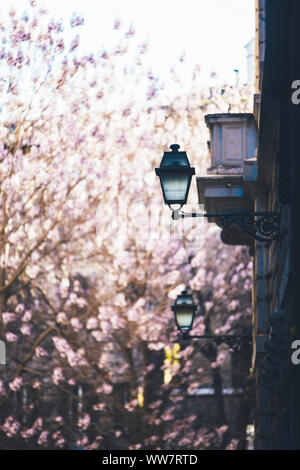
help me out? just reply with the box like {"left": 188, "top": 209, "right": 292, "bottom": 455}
{"left": 171, "top": 208, "right": 281, "bottom": 245}
{"left": 177, "top": 333, "right": 252, "bottom": 353}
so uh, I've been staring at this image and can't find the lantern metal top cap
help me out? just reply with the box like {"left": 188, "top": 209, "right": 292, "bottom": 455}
{"left": 157, "top": 144, "right": 194, "bottom": 170}
{"left": 172, "top": 289, "right": 195, "bottom": 307}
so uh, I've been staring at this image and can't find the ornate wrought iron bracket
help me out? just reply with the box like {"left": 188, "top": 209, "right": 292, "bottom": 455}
{"left": 172, "top": 209, "right": 281, "bottom": 245}
{"left": 177, "top": 333, "right": 252, "bottom": 353}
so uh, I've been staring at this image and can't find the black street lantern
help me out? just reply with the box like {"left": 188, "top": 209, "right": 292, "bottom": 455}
{"left": 171, "top": 289, "right": 252, "bottom": 353}
{"left": 155, "top": 144, "right": 195, "bottom": 207}
{"left": 172, "top": 289, "right": 197, "bottom": 334}
{"left": 155, "top": 144, "right": 280, "bottom": 245}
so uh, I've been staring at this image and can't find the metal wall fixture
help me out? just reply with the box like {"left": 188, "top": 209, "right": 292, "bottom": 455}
{"left": 172, "top": 289, "right": 252, "bottom": 353}
{"left": 155, "top": 144, "right": 280, "bottom": 245}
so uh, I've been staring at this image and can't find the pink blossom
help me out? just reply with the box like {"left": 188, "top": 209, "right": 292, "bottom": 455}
{"left": 113, "top": 19, "right": 121, "bottom": 30}
{"left": 229, "top": 299, "right": 239, "bottom": 310}
{"left": 100, "top": 320, "right": 112, "bottom": 334}
{"left": 52, "top": 336, "right": 80, "bottom": 367}
{"left": 211, "top": 351, "right": 227, "bottom": 369}
{"left": 77, "top": 297, "right": 87, "bottom": 308}
{"left": 70, "top": 36, "right": 80, "bottom": 52}
{"left": 68, "top": 292, "right": 77, "bottom": 304}
{"left": 0, "top": 380, "right": 6, "bottom": 396}
{"left": 55, "top": 437, "right": 66, "bottom": 448}
{"left": 15, "top": 303, "right": 24, "bottom": 313}
{"left": 91, "top": 330, "right": 103, "bottom": 342}
{"left": 102, "top": 383, "right": 113, "bottom": 394}
{"left": 21, "top": 428, "right": 35, "bottom": 439}
{"left": 32, "top": 417, "right": 43, "bottom": 431}
{"left": 71, "top": 317, "right": 82, "bottom": 331}
{"left": 93, "top": 403, "right": 106, "bottom": 411}
{"left": 73, "top": 280, "right": 81, "bottom": 292}
{"left": 20, "top": 324, "right": 31, "bottom": 335}
{"left": 22, "top": 310, "right": 32, "bottom": 322}
{"left": 2, "top": 416, "right": 20, "bottom": 437}
{"left": 9, "top": 377, "right": 22, "bottom": 391}
{"left": 128, "top": 444, "right": 142, "bottom": 450}
{"left": 76, "top": 436, "right": 88, "bottom": 447}
{"left": 226, "top": 438, "right": 239, "bottom": 450}
{"left": 52, "top": 367, "right": 64, "bottom": 385}
{"left": 56, "top": 312, "right": 67, "bottom": 324}
{"left": 86, "top": 317, "right": 98, "bottom": 330}
{"left": 60, "top": 278, "right": 69, "bottom": 297}
{"left": 35, "top": 346, "right": 48, "bottom": 358}
{"left": 78, "top": 414, "right": 90, "bottom": 430}
{"left": 161, "top": 411, "right": 174, "bottom": 422}
{"left": 124, "top": 399, "right": 138, "bottom": 412}
{"left": 125, "top": 26, "right": 135, "bottom": 38}
{"left": 71, "top": 15, "right": 84, "bottom": 28}
{"left": 3, "top": 312, "right": 16, "bottom": 324}
{"left": 38, "top": 430, "right": 49, "bottom": 446}
{"left": 187, "top": 382, "right": 202, "bottom": 394}
{"left": 205, "top": 301, "right": 213, "bottom": 311}
{"left": 56, "top": 39, "right": 64, "bottom": 51}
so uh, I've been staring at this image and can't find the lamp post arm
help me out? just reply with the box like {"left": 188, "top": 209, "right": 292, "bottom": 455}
{"left": 171, "top": 209, "right": 281, "bottom": 245}
{"left": 177, "top": 333, "right": 252, "bottom": 353}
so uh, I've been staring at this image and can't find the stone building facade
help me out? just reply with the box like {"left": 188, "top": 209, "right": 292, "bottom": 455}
{"left": 198, "top": 0, "right": 300, "bottom": 450}
{"left": 252, "top": 0, "right": 300, "bottom": 449}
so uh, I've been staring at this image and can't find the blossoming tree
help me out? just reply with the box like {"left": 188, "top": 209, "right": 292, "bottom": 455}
{"left": 0, "top": 1, "right": 253, "bottom": 450}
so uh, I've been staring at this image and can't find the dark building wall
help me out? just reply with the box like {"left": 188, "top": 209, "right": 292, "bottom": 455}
{"left": 254, "top": 0, "right": 300, "bottom": 449}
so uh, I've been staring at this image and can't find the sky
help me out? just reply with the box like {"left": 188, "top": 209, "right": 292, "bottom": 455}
{"left": 0, "top": 0, "right": 255, "bottom": 86}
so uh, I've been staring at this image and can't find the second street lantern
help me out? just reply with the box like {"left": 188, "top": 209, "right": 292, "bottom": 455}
{"left": 172, "top": 290, "right": 196, "bottom": 334}
{"left": 155, "top": 144, "right": 195, "bottom": 207}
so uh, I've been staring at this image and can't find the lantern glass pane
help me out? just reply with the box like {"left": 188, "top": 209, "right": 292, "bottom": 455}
{"left": 160, "top": 173, "right": 190, "bottom": 204}
{"left": 175, "top": 310, "right": 194, "bottom": 331}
